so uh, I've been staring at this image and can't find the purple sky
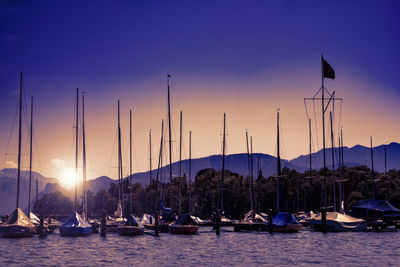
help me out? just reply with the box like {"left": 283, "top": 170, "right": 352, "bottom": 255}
{"left": 1, "top": 0, "right": 399, "bottom": 183}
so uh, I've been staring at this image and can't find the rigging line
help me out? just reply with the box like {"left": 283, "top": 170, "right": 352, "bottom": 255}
{"left": 313, "top": 87, "right": 322, "bottom": 98}
{"left": 5, "top": 105, "right": 19, "bottom": 161}
{"left": 312, "top": 99, "right": 321, "bottom": 167}
{"left": 107, "top": 128, "right": 118, "bottom": 179}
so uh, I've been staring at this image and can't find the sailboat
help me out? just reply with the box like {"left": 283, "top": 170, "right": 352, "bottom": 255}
{"left": 0, "top": 73, "right": 36, "bottom": 238}
{"left": 117, "top": 109, "right": 144, "bottom": 236}
{"left": 305, "top": 57, "right": 365, "bottom": 232}
{"left": 269, "top": 110, "right": 303, "bottom": 233}
{"left": 107, "top": 100, "right": 126, "bottom": 232}
{"left": 169, "top": 130, "right": 199, "bottom": 234}
{"left": 233, "top": 133, "right": 269, "bottom": 232}
{"left": 60, "top": 89, "right": 92, "bottom": 236}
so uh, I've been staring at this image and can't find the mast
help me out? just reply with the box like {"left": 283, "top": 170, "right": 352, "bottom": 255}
{"left": 220, "top": 113, "right": 226, "bottom": 212}
{"left": 149, "top": 129, "right": 152, "bottom": 184}
{"left": 82, "top": 92, "right": 87, "bottom": 219}
{"left": 16, "top": 72, "right": 23, "bottom": 209}
{"left": 341, "top": 129, "right": 344, "bottom": 167}
{"left": 321, "top": 55, "right": 327, "bottom": 208}
{"left": 250, "top": 136, "right": 254, "bottom": 216}
{"left": 35, "top": 178, "right": 38, "bottom": 210}
{"left": 384, "top": 146, "right": 388, "bottom": 200}
{"left": 188, "top": 130, "right": 192, "bottom": 213}
{"left": 370, "top": 137, "right": 375, "bottom": 200}
{"left": 28, "top": 96, "right": 33, "bottom": 217}
{"left": 179, "top": 110, "right": 182, "bottom": 215}
{"left": 277, "top": 109, "right": 281, "bottom": 211}
{"left": 330, "top": 111, "right": 336, "bottom": 212}
{"left": 246, "top": 131, "right": 253, "bottom": 212}
{"left": 130, "top": 109, "right": 133, "bottom": 214}
{"left": 117, "top": 100, "right": 123, "bottom": 214}
{"left": 167, "top": 74, "right": 173, "bottom": 207}
{"left": 309, "top": 118, "right": 312, "bottom": 186}
{"left": 74, "top": 88, "right": 79, "bottom": 211}
{"left": 154, "top": 120, "right": 164, "bottom": 211}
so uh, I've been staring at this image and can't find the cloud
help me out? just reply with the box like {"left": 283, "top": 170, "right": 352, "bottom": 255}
{"left": 5, "top": 160, "right": 18, "bottom": 168}
{"left": 50, "top": 158, "right": 67, "bottom": 168}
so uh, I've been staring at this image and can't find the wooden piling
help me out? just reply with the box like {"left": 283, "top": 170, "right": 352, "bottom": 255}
{"left": 321, "top": 207, "right": 327, "bottom": 234}
{"left": 39, "top": 210, "right": 45, "bottom": 238}
{"left": 100, "top": 211, "right": 106, "bottom": 237}
{"left": 268, "top": 209, "right": 273, "bottom": 234}
{"left": 155, "top": 211, "right": 159, "bottom": 236}
{"left": 215, "top": 210, "right": 221, "bottom": 236}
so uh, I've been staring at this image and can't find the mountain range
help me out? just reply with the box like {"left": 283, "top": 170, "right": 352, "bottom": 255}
{"left": 1, "top": 142, "right": 399, "bottom": 215}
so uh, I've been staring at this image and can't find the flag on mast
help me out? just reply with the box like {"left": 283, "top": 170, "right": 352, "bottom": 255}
{"left": 322, "top": 56, "right": 335, "bottom": 79}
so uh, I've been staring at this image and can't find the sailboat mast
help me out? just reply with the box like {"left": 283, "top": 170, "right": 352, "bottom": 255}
{"left": 321, "top": 55, "right": 327, "bottom": 208}
{"left": 130, "top": 109, "right": 133, "bottom": 214}
{"left": 370, "top": 137, "right": 375, "bottom": 200}
{"left": 82, "top": 92, "right": 87, "bottom": 219}
{"left": 167, "top": 75, "right": 173, "bottom": 201}
{"left": 277, "top": 109, "right": 281, "bottom": 211}
{"left": 188, "top": 130, "right": 192, "bottom": 213}
{"left": 246, "top": 131, "right": 253, "bottom": 212}
{"left": 16, "top": 72, "right": 23, "bottom": 209}
{"left": 309, "top": 118, "right": 312, "bottom": 186}
{"left": 250, "top": 136, "right": 254, "bottom": 215}
{"left": 74, "top": 88, "right": 79, "bottom": 211}
{"left": 179, "top": 110, "right": 182, "bottom": 215}
{"left": 149, "top": 129, "right": 152, "bottom": 184}
{"left": 117, "top": 100, "right": 122, "bottom": 211}
{"left": 28, "top": 96, "right": 33, "bottom": 217}
{"left": 330, "top": 111, "right": 336, "bottom": 212}
{"left": 157, "top": 120, "right": 164, "bottom": 206}
{"left": 341, "top": 129, "right": 344, "bottom": 167}
{"left": 220, "top": 113, "right": 226, "bottom": 212}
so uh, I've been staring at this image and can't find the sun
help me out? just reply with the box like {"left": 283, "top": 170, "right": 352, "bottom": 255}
{"left": 59, "top": 167, "right": 77, "bottom": 188}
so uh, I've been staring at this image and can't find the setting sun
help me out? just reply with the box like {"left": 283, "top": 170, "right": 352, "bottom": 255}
{"left": 59, "top": 167, "right": 77, "bottom": 188}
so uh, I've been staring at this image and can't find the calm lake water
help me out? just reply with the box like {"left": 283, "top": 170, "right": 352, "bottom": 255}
{"left": 1, "top": 227, "right": 399, "bottom": 266}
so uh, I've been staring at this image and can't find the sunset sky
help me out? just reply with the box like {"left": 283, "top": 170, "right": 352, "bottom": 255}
{"left": 1, "top": 1, "right": 399, "bottom": 185}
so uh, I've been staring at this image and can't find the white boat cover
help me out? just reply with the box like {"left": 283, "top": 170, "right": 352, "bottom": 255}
{"left": 114, "top": 203, "right": 123, "bottom": 218}
{"left": 311, "top": 211, "right": 366, "bottom": 231}
{"left": 1, "top": 208, "right": 35, "bottom": 228}
{"left": 61, "top": 212, "right": 91, "bottom": 228}
{"left": 29, "top": 212, "right": 40, "bottom": 225}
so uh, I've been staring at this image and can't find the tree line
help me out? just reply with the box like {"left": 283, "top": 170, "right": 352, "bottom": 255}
{"left": 33, "top": 165, "right": 400, "bottom": 219}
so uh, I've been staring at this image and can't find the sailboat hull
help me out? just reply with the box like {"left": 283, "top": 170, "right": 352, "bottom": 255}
{"left": 60, "top": 226, "right": 92, "bottom": 236}
{"left": 0, "top": 225, "right": 36, "bottom": 238}
{"left": 117, "top": 226, "right": 144, "bottom": 236}
{"left": 271, "top": 223, "right": 303, "bottom": 233}
{"left": 169, "top": 224, "right": 199, "bottom": 235}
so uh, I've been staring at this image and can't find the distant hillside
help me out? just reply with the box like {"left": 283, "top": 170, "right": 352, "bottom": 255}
{"left": 0, "top": 169, "right": 58, "bottom": 215}
{"left": 290, "top": 142, "right": 400, "bottom": 172}
{"left": 130, "top": 153, "right": 305, "bottom": 185}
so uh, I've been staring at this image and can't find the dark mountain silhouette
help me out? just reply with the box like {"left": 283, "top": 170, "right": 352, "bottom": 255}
{"left": 289, "top": 142, "right": 400, "bottom": 172}
{"left": 0, "top": 169, "right": 58, "bottom": 215}
{"left": 129, "top": 153, "right": 305, "bottom": 185}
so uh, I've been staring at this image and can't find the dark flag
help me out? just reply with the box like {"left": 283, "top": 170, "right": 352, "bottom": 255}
{"left": 167, "top": 74, "right": 171, "bottom": 78}
{"left": 321, "top": 56, "right": 335, "bottom": 79}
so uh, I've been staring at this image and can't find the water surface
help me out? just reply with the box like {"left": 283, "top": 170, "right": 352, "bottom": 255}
{"left": 1, "top": 228, "right": 399, "bottom": 266}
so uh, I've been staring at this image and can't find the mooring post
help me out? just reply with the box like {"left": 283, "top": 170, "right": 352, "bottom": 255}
{"left": 321, "top": 207, "right": 327, "bottom": 234}
{"left": 100, "top": 210, "right": 106, "bottom": 237}
{"left": 215, "top": 210, "right": 221, "bottom": 236}
{"left": 267, "top": 209, "right": 273, "bottom": 234}
{"left": 39, "top": 210, "right": 45, "bottom": 237}
{"left": 155, "top": 211, "right": 159, "bottom": 236}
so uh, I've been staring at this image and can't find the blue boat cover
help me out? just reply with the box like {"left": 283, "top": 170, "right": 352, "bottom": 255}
{"left": 352, "top": 199, "right": 400, "bottom": 218}
{"left": 124, "top": 214, "right": 142, "bottom": 227}
{"left": 61, "top": 212, "right": 91, "bottom": 228}
{"left": 175, "top": 214, "right": 198, "bottom": 225}
{"left": 160, "top": 201, "right": 175, "bottom": 222}
{"left": 272, "top": 212, "right": 300, "bottom": 227}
